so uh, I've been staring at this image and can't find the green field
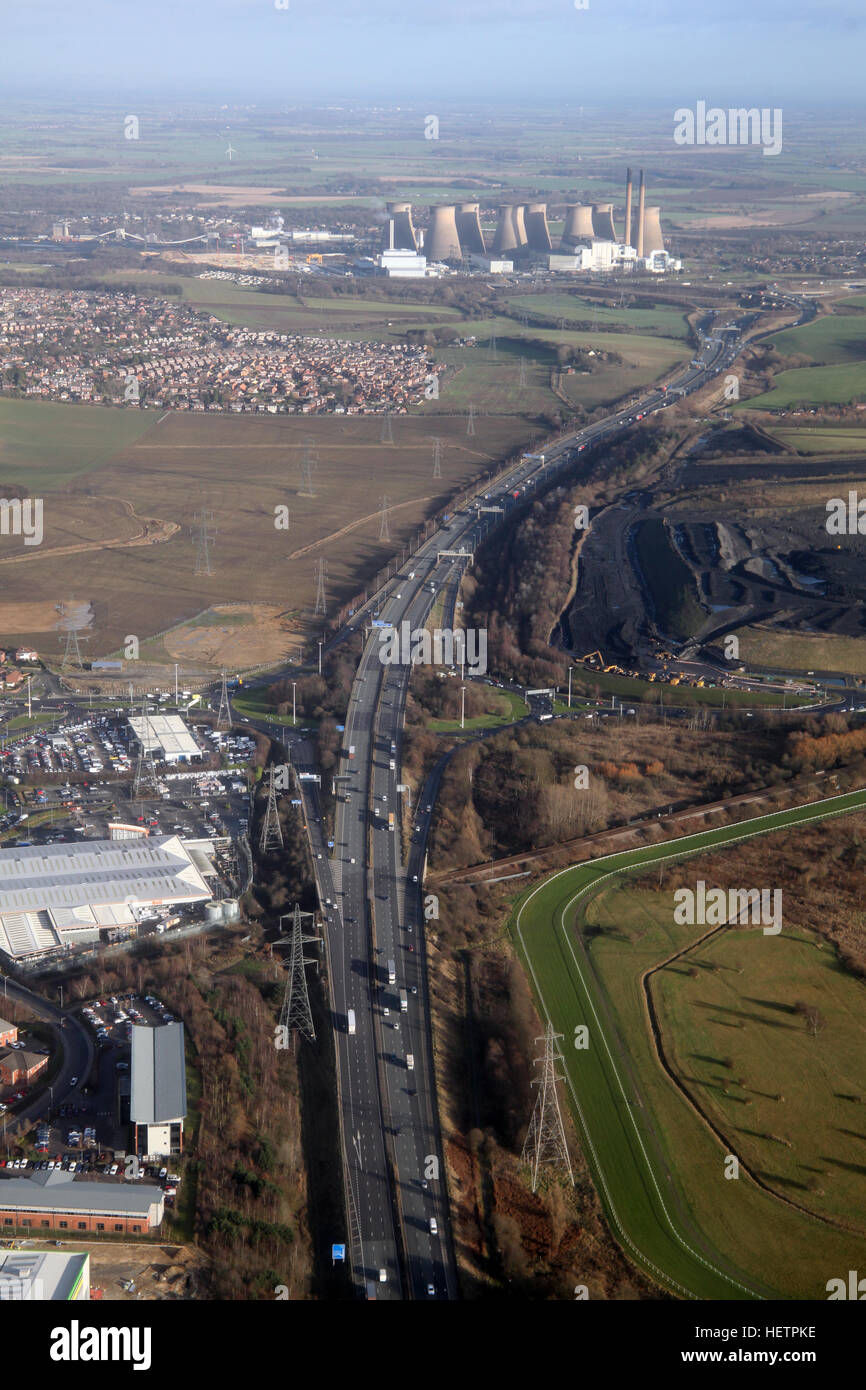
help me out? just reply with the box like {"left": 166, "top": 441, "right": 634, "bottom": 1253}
{"left": 763, "top": 427, "right": 866, "bottom": 455}
{"left": 506, "top": 293, "right": 691, "bottom": 340}
{"left": 740, "top": 362, "right": 866, "bottom": 411}
{"left": 0, "top": 397, "right": 158, "bottom": 489}
{"left": 737, "top": 626, "right": 866, "bottom": 677}
{"left": 510, "top": 786, "right": 866, "bottom": 1299}
{"left": 767, "top": 313, "right": 866, "bottom": 365}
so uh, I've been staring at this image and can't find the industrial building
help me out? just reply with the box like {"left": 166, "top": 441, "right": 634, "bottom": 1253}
{"left": 0, "top": 1249, "right": 90, "bottom": 1301}
{"left": 130, "top": 1023, "right": 187, "bottom": 1158}
{"left": 0, "top": 1169, "right": 164, "bottom": 1235}
{"left": 470, "top": 254, "right": 513, "bottom": 274}
{"left": 127, "top": 713, "right": 200, "bottom": 764}
{"left": 377, "top": 246, "right": 429, "bottom": 279}
{"left": 0, "top": 836, "right": 213, "bottom": 961}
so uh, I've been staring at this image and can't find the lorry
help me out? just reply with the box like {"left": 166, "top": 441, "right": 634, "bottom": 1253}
{"left": 347, "top": 1009, "right": 356, "bottom": 1035}
{"left": 388, "top": 811, "right": 395, "bottom": 831}
{"left": 387, "top": 959, "right": 396, "bottom": 985}
{"left": 399, "top": 989, "right": 408, "bottom": 1013}
{"left": 406, "top": 1054, "right": 414, "bottom": 1071}
{"left": 348, "top": 745, "right": 355, "bottom": 760}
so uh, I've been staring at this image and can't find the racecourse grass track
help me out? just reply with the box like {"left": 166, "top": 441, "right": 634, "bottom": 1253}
{"left": 510, "top": 786, "right": 866, "bottom": 1299}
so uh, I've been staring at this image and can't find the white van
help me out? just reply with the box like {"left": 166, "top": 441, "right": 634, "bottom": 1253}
{"left": 429, "top": 1217, "right": 437, "bottom": 1235}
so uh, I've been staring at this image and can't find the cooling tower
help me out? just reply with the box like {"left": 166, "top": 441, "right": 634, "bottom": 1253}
{"left": 456, "top": 202, "right": 486, "bottom": 255}
{"left": 386, "top": 201, "right": 417, "bottom": 251}
{"left": 493, "top": 204, "right": 519, "bottom": 254}
{"left": 561, "top": 204, "right": 595, "bottom": 245}
{"left": 525, "top": 203, "right": 552, "bottom": 253}
{"left": 512, "top": 205, "right": 528, "bottom": 247}
{"left": 426, "top": 204, "right": 462, "bottom": 262}
{"left": 624, "top": 168, "right": 633, "bottom": 248}
{"left": 642, "top": 207, "right": 664, "bottom": 254}
{"left": 591, "top": 203, "right": 617, "bottom": 242}
{"left": 636, "top": 170, "right": 646, "bottom": 257}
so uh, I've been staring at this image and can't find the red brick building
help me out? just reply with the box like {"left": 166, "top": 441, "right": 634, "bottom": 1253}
{"left": 0, "top": 1049, "right": 48, "bottom": 1086}
{"left": 0, "top": 1019, "right": 17, "bottom": 1049}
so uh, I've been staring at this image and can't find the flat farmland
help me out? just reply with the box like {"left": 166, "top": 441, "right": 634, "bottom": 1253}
{"left": 739, "top": 361, "right": 866, "bottom": 410}
{"left": 766, "top": 312, "right": 866, "bottom": 365}
{"left": 0, "top": 407, "right": 533, "bottom": 666}
{"left": 505, "top": 293, "right": 692, "bottom": 340}
{"left": 0, "top": 397, "right": 157, "bottom": 488}
{"left": 763, "top": 427, "right": 866, "bottom": 455}
{"left": 737, "top": 626, "right": 866, "bottom": 677}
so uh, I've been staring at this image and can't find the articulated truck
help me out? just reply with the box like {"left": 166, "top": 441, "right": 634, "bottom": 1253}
{"left": 347, "top": 1009, "right": 356, "bottom": 1035}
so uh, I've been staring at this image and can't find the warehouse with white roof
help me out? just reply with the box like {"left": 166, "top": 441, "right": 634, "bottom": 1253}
{"left": 0, "top": 835, "right": 213, "bottom": 961}
{"left": 128, "top": 713, "right": 200, "bottom": 763}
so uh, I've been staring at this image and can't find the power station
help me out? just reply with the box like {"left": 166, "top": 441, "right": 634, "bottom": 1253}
{"left": 375, "top": 168, "right": 678, "bottom": 275}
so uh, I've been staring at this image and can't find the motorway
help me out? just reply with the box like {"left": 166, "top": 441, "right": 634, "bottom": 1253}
{"left": 249, "top": 299, "right": 806, "bottom": 1298}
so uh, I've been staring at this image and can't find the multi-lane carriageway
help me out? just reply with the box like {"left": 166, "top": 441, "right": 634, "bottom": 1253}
{"left": 291, "top": 306, "right": 800, "bottom": 1299}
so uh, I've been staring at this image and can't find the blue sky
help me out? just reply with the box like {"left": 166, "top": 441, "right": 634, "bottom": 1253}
{"left": 3, "top": 1, "right": 864, "bottom": 104}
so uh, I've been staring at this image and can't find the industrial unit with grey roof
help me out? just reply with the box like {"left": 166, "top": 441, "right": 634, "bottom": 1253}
{"left": 0, "top": 835, "right": 212, "bottom": 960}
{"left": 130, "top": 1023, "right": 187, "bottom": 1126}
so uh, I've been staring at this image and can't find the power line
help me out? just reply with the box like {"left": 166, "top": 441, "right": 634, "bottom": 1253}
{"left": 314, "top": 558, "right": 327, "bottom": 617}
{"left": 299, "top": 439, "right": 317, "bottom": 498}
{"left": 431, "top": 437, "right": 442, "bottom": 479}
{"left": 277, "top": 903, "right": 321, "bottom": 1045}
{"left": 378, "top": 494, "right": 391, "bottom": 542}
{"left": 215, "top": 669, "right": 231, "bottom": 731}
{"left": 521, "top": 1021, "right": 574, "bottom": 1193}
{"left": 259, "top": 765, "right": 284, "bottom": 852}
{"left": 192, "top": 505, "right": 217, "bottom": 576}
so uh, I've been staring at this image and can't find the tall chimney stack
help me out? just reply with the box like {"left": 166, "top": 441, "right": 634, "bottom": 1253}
{"left": 636, "top": 169, "right": 646, "bottom": 258}
{"left": 624, "top": 167, "right": 633, "bottom": 248}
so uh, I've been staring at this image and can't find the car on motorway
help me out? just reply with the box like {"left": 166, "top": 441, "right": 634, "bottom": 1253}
{"left": 427, "top": 1283, "right": 435, "bottom": 1297}
{"left": 429, "top": 1217, "right": 438, "bottom": 1235}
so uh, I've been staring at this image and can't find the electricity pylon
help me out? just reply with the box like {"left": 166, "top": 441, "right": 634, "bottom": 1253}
{"left": 381, "top": 411, "right": 394, "bottom": 444}
{"left": 521, "top": 1022, "right": 574, "bottom": 1193}
{"left": 215, "top": 669, "right": 231, "bottom": 730}
{"left": 57, "top": 601, "right": 88, "bottom": 671}
{"left": 466, "top": 402, "right": 476, "bottom": 437}
{"left": 278, "top": 903, "right": 320, "bottom": 1045}
{"left": 132, "top": 700, "right": 158, "bottom": 798}
{"left": 314, "top": 558, "right": 327, "bottom": 617}
{"left": 378, "top": 494, "right": 391, "bottom": 542}
{"left": 259, "top": 765, "right": 284, "bottom": 852}
{"left": 299, "top": 440, "right": 316, "bottom": 498}
{"left": 192, "top": 505, "right": 217, "bottom": 576}
{"left": 518, "top": 357, "right": 527, "bottom": 389}
{"left": 432, "top": 437, "right": 442, "bottom": 479}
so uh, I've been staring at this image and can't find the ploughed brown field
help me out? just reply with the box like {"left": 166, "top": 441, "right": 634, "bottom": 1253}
{"left": 0, "top": 409, "right": 534, "bottom": 668}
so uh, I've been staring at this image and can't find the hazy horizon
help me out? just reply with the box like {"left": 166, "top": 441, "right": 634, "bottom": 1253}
{"left": 3, "top": 1, "right": 864, "bottom": 105}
